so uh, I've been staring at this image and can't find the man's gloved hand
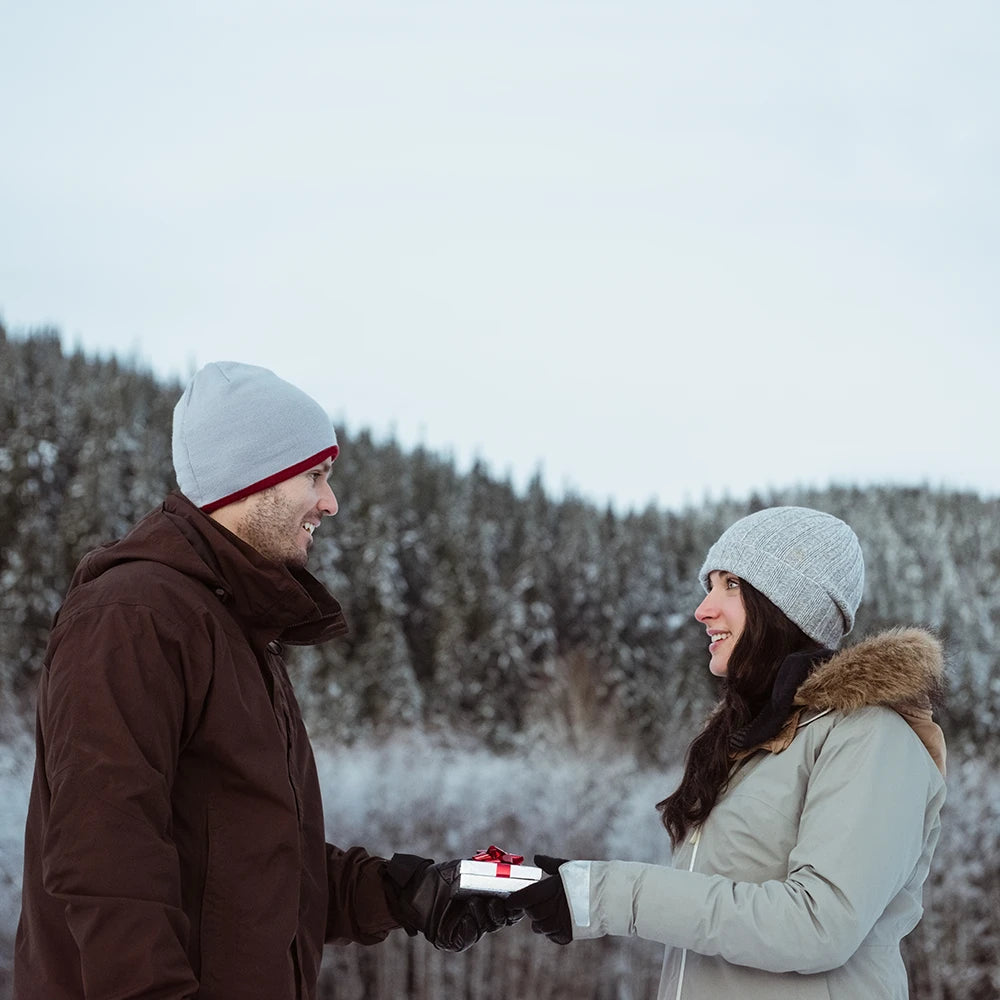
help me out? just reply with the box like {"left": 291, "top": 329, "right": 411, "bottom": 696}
{"left": 381, "top": 854, "right": 520, "bottom": 952}
{"left": 504, "top": 855, "right": 573, "bottom": 945}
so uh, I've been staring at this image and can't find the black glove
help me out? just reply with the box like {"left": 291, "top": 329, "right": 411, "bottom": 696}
{"left": 505, "top": 855, "right": 573, "bottom": 945}
{"left": 381, "top": 854, "right": 518, "bottom": 952}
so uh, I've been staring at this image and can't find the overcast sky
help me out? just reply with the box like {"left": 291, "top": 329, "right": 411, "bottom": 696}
{"left": 2, "top": 0, "right": 997, "bottom": 512}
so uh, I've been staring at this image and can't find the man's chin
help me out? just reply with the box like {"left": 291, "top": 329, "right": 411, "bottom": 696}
{"left": 283, "top": 551, "right": 309, "bottom": 570}
{"left": 254, "top": 543, "right": 308, "bottom": 570}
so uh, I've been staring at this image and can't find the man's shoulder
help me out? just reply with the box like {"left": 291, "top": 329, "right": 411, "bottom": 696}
{"left": 57, "top": 558, "right": 223, "bottom": 631}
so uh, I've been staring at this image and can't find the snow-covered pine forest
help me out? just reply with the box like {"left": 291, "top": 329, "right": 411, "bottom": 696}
{"left": 1, "top": 325, "right": 998, "bottom": 999}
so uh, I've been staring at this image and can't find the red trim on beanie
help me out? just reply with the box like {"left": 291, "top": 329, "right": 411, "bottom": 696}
{"left": 200, "top": 445, "right": 339, "bottom": 513}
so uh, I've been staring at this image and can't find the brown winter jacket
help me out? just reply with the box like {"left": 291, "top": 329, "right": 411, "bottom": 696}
{"left": 14, "top": 493, "right": 400, "bottom": 1000}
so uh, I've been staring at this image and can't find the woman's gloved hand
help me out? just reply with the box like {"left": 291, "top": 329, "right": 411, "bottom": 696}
{"left": 505, "top": 855, "right": 573, "bottom": 944}
{"left": 381, "top": 854, "right": 520, "bottom": 952}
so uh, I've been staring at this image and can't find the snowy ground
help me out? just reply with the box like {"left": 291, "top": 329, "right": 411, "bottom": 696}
{"left": 0, "top": 732, "right": 32, "bottom": 999}
{"left": 2, "top": 730, "right": 996, "bottom": 999}
{"left": 314, "top": 734, "right": 675, "bottom": 865}
{"left": 0, "top": 731, "right": 674, "bottom": 999}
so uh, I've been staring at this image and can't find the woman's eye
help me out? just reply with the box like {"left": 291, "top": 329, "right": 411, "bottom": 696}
{"left": 726, "top": 578, "right": 740, "bottom": 589}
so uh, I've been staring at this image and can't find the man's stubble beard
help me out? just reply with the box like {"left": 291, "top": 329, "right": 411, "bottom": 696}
{"left": 237, "top": 488, "right": 308, "bottom": 569}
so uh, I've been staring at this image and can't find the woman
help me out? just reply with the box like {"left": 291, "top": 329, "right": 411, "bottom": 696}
{"left": 509, "top": 506, "right": 946, "bottom": 999}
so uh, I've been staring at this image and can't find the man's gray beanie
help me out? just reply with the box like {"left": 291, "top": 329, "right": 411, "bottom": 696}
{"left": 172, "top": 361, "right": 338, "bottom": 512}
{"left": 698, "top": 506, "right": 865, "bottom": 648}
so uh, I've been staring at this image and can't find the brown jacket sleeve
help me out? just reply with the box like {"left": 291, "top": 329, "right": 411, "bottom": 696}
{"left": 324, "top": 845, "right": 401, "bottom": 944}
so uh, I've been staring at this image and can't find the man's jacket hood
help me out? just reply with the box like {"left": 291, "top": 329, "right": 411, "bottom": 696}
{"left": 64, "top": 491, "right": 349, "bottom": 647}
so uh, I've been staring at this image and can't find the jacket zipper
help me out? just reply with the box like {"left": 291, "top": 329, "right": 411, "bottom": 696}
{"left": 674, "top": 827, "right": 701, "bottom": 1000}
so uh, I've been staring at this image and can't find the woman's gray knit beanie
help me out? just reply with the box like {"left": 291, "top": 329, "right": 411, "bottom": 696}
{"left": 699, "top": 506, "right": 865, "bottom": 648}
{"left": 172, "top": 361, "right": 338, "bottom": 512}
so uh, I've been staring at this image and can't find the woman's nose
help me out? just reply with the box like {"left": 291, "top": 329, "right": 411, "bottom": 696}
{"left": 694, "top": 593, "right": 715, "bottom": 623}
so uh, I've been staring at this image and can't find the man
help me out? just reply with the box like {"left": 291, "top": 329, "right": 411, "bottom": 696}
{"left": 14, "top": 362, "right": 511, "bottom": 999}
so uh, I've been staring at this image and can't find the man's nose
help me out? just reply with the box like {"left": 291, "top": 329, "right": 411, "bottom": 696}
{"left": 320, "top": 484, "right": 338, "bottom": 516}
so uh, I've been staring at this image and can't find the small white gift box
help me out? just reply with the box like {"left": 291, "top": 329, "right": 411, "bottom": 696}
{"left": 454, "top": 858, "right": 544, "bottom": 897}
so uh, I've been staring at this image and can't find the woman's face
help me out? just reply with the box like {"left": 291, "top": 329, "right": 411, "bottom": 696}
{"left": 694, "top": 571, "right": 747, "bottom": 677}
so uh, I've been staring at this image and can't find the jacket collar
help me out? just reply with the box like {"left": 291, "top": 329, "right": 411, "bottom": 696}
{"left": 163, "top": 493, "right": 349, "bottom": 645}
{"left": 72, "top": 492, "right": 348, "bottom": 647}
{"left": 735, "top": 628, "right": 947, "bottom": 775}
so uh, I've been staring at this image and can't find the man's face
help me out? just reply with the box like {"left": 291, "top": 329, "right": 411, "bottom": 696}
{"left": 234, "top": 460, "right": 338, "bottom": 568}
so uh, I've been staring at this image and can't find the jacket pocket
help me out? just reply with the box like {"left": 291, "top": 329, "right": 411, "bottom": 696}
{"left": 196, "top": 805, "right": 297, "bottom": 999}
{"left": 199, "top": 805, "right": 254, "bottom": 994}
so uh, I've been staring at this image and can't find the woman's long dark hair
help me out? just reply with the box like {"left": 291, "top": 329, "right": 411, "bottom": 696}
{"left": 657, "top": 579, "right": 819, "bottom": 849}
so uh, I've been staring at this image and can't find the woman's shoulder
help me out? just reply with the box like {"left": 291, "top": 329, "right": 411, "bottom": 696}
{"left": 805, "top": 705, "right": 945, "bottom": 792}
{"left": 824, "top": 703, "right": 913, "bottom": 735}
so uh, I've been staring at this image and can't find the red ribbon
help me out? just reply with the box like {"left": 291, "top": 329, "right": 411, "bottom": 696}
{"left": 471, "top": 844, "right": 524, "bottom": 867}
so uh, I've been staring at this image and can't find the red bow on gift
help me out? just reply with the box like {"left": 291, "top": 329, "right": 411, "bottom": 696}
{"left": 471, "top": 845, "right": 524, "bottom": 865}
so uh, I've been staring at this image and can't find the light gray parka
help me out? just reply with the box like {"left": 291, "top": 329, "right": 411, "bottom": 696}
{"left": 561, "top": 628, "right": 946, "bottom": 1000}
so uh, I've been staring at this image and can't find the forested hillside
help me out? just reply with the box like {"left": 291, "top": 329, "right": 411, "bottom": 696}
{"left": 2, "top": 324, "right": 998, "bottom": 754}
{"left": 1, "top": 325, "right": 998, "bottom": 999}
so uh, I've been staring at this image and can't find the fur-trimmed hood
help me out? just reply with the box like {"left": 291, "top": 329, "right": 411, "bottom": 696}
{"left": 749, "top": 628, "right": 947, "bottom": 775}
{"left": 794, "top": 627, "right": 944, "bottom": 715}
